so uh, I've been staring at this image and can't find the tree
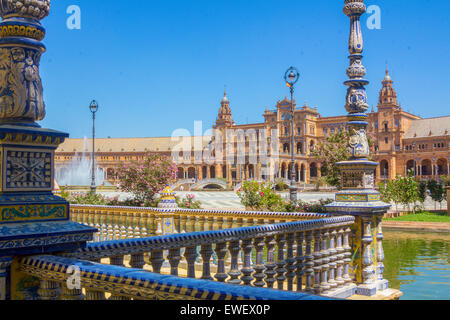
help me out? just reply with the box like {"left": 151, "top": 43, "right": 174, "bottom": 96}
{"left": 387, "top": 179, "right": 402, "bottom": 213}
{"left": 116, "top": 153, "right": 178, "bottom": 205}
{"left": 428, "top": 180, "right": 445, "bottom": 210}
{"left": 379, "top": 181, "right": 392, "bottom": 204}
{"left": 311, "top": 131, "right": 351, "bottom": 189}
{"left": 441, "top": 175, "right": 450, "bottom": 187}
{"left": 442, "top": 175, "right": 450, "bottom": 203}
{"left": 311, "top": 130, "right": 375, "bottom": 189}
{"left": 417, "top": 180, "right": 428, "bottom": 208}
{"left": 397, "top": 173, "right": 420, "bottom": 213}
{"left": 383, "top": 172, "right": 419, "bottom": 213}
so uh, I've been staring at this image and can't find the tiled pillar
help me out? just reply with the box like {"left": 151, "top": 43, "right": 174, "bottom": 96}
{"left": 0, "top": 257, "right": 12, "bottom": 300}
{"left": 198, "top": 166, "right": 203, "bottom": 180}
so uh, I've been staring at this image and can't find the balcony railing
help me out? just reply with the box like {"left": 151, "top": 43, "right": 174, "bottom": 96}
{"left": 67, "top": 205, "right": 357, "bottom": 299}
{"left": 19, "top": 255, "right": 332, "bottom": 300}
{"left": 70, "top": 205, "right": 329, "bottom": 241}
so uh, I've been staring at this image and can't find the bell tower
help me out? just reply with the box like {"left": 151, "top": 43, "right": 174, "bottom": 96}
{"left": 378, "top": 68, "right": 398, "bottom": 109}
{"left": 215, "top": 90, "right": 234, "bottom": 128}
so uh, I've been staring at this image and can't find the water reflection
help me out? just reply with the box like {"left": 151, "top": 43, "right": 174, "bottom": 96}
{"left": 383, "top": 230, "right": 450, "bottom": 300}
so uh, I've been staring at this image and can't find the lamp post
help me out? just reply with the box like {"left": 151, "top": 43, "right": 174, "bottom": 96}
{"left": 284, "top": 67, "right": 300, "bottom": 203}
{"left": 89, "top": 100, "right": 99, "bottom": 193}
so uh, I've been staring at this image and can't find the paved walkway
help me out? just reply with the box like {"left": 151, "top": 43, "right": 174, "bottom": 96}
{"left": 98, "top": 191, "right": 337, "bottom": 210}
{"left": 99, "top": 190, "right": 446, "bottom": 212}
{"left": 383, "top": 221, "right": 450, "bottom": 233}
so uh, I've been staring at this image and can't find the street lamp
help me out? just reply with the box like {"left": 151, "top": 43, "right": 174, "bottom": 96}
{"left": 89, "top": 100, "right": 99, "bottom": 193}
{"left": 284, "top": 66, "right": 300, "bottom": 203}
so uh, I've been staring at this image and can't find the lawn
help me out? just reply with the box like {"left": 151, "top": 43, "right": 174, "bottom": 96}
{"left": 384, "top": 212, "right": 450, "bottom": 223}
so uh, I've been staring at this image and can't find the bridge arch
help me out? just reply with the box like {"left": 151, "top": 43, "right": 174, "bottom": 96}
{"left": 193, "top": 178, "right": 227, "bottom": 191}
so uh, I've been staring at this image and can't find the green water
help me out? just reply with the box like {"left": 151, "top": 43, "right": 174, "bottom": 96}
{"left": 383, "top": 230, "right": 450, "bottom": 300}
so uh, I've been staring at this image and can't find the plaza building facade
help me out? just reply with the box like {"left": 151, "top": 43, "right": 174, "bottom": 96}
{"left": 55, "top": 69, "right": 449, "bottom": 188}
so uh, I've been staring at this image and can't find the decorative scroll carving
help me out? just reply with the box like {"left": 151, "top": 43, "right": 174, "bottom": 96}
{"left": 0, "top": 0, "right": 50, "bottom": 124}
{"left": 348, "top": 128, "right": 369, "bottom": 158}
{"left": 0, "top": 46, "right": 45, "bottom": 122}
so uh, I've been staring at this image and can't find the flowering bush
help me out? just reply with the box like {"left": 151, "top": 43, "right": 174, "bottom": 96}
{"left": 63, "top": 190, "right": 161, "bottom": 208}
{"left": 66, "top": 191, "right": 112, "bottom": 205}
{"left": 116, "top": 153, "right": 177, "bottom": 204}
{"left": 281, "top": 199, "right": 333, "bottom": 213}
{"left": 237, "top": 180, "right": 282, "bottom": 211}
{"left": 237, "top": 180, "right": 261, "bottom": 210}
{"left": 177, "top": 194, "right": 202, "bottom": 209}
{"left": 107, "top": 197, "right": 160, "bottom": 208}
{"left": 237, "top": 180, "right": 332, "bottom": 213}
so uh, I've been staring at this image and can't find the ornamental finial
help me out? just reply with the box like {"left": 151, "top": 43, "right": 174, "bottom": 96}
{"left": 0, "top": 0, "right": 50, "bottom": 21}
{"left": 0, "top": 0, "right": 50, "bottom": 126}
{"left": 343, "top": 0, "right": 370, "bottom": 158}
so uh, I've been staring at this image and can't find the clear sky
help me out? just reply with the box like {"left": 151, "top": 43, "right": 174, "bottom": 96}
{"left": 38, "top": 0, "right": 450, "bottom": 139}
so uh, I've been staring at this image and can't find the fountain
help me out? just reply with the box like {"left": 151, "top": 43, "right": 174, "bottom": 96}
{"left": 55, "top": 137, "right": 108, "bottom": 187}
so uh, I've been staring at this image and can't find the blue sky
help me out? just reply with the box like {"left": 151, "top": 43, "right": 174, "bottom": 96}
{"left": 38, "top": 0, "right": 450, "bottom": 138}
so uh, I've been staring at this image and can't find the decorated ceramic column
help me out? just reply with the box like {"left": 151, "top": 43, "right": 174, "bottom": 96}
{"left": 157, "top": 185, "right": 177, "bottom": 234}
{"left": 0, "top": 0, "right": 96, "bottom": 300}
{"left": 325, "top": 0, "right": 391, "bottom": 297}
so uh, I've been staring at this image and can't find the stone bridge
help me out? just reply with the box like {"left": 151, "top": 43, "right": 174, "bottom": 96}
{"left": 191, "top": 178, "right": 227, "bottom": 190}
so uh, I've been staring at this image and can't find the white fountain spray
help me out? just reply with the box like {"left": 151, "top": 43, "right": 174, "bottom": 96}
{"left": 55, "top": 137, "right": 107, "bottom": 187}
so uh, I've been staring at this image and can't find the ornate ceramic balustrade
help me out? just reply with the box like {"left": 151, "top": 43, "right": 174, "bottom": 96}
{"left": 70, "top": 204, "right": 329, "bottom": 241}
{"left": 63, "top": 215, "right": 357, "bottom": 299}
{"left": 18, "top": 255, "right": 332, "bottom": 300}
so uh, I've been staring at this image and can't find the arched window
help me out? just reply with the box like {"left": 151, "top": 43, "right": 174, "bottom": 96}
{"left": 380, "top": 160, "right": 389, "bottom": 179}
{"left": 297, "top": 142, "right": 303, "bottom": 154}
{"left": 310, "top": 163, "right": 318, "bottom": 178}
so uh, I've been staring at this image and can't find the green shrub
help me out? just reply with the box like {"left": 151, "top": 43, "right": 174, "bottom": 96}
{"left": 274, "top": 178, "right": 289, "bottom": 191}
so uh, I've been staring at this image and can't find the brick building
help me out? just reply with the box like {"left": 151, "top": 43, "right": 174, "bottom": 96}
{"left": 55, "top": 69, "right": 449, "bottom": 188}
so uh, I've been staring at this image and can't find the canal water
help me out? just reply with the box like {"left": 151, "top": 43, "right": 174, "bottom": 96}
{"left": 383, "top": 229, "right": 450, "bottom": 300}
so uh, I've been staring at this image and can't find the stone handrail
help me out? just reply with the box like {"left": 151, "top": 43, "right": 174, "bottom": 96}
{"left": 70, "top": 204, "right": 330, "bottom": 241}
{"left": 64, "top": 216, "right": 357, "bottom": 298}
{"left": 71, "top": 204, "right": 329, "bottom": 219}
{"left": 19, "top": 255, "right": 332, "bottom": 300}
{"left": 176, "top": 179, "right": 196, "bottom": 185}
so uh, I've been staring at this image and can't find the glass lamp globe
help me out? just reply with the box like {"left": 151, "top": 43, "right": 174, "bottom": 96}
{"left": 89, "top": 100, "right": 99, "bottom": 113}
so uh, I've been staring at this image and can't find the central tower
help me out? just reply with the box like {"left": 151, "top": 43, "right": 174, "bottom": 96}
{"left": 326, "top": 0, "right": 391, "bottom": 297}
